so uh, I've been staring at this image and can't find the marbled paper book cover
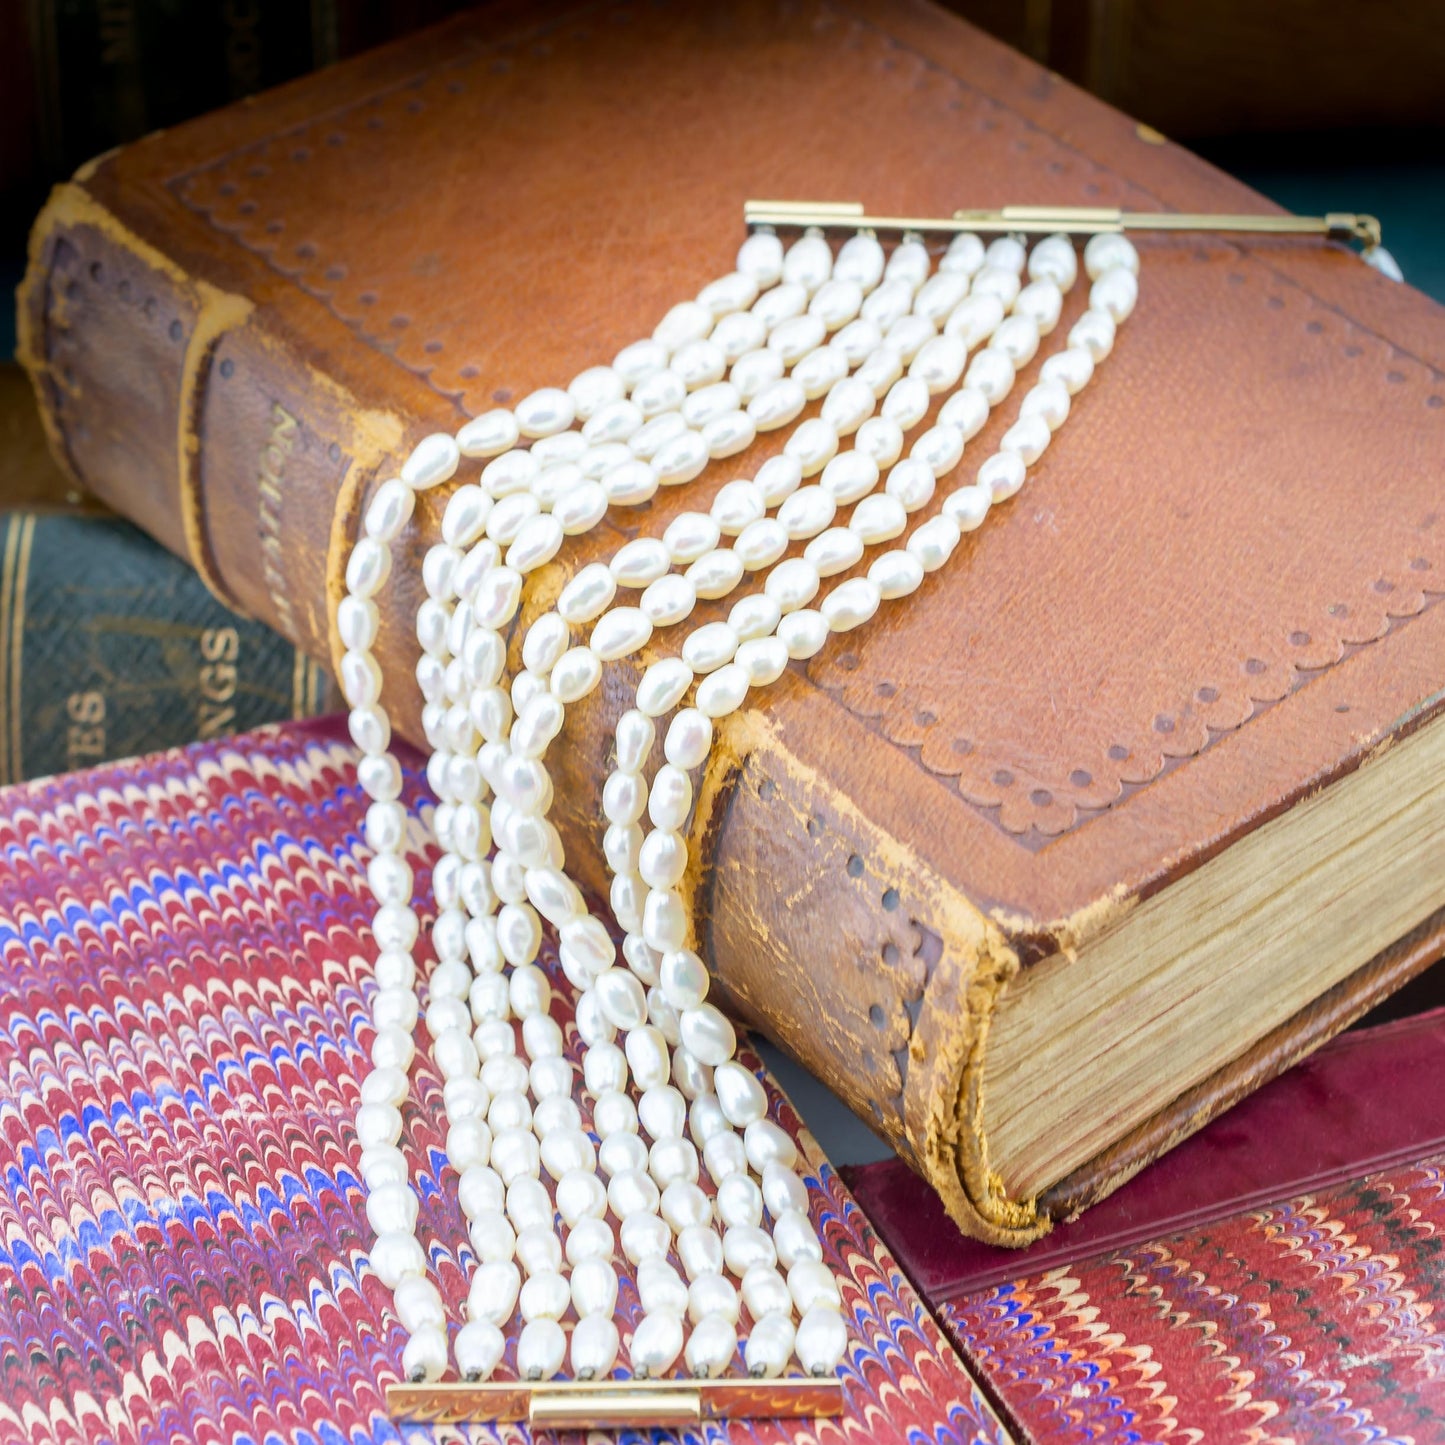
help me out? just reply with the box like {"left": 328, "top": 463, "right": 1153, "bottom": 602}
{"left": 0, "top": 717, "right": 1010, "bottom": 1445}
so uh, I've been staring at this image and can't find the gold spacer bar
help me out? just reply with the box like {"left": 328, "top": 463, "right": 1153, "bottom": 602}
{"left": 743, "top": 200, "right": 1382, "bottom": 248}
{"left": 386, "top": 1376, "right": 846, "bottom": 1428}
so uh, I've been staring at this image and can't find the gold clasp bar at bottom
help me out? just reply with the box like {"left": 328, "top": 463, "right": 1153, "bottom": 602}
{"left": 387, "top": 1376, "right": 844, "bottom": 1428}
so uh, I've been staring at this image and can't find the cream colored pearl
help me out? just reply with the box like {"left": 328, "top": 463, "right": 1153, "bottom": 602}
{"left": 819, "top": 450, "right": 879, "bottom": 505}
{"left": 345, "top": 537, "right": 391, "bottom": 599}
{"left": 590, "top": 607, "right": 653, "bottom": 663}
{"left": 1091, "top": 266, "right": 1139, "bottom": 322}
{"left": 653, "top": 429, "right": 709, "bottom": 485}
{"left": 682, "top": 621, "right": 739, "bottom": 674}
{"left": 796, "top": 1305, "right": 849, "bottom": 1376}
{"left": 583, "top": 397, "right": 645, "bottom": 446}
{"left": 481, "top": 448, "right": 539, "bottom": 497}
{"left": 747, "top": 377, "right": 807, "bottom": 431}
{"left": 678, "top": 1003, "right": 736, "bottom": 1066}
{"left": 870, "top": 549, "right": 925, "bottom": 599}
{"left": 640, "top": 574, "right": 696, "bottom": 628}
{"left": 702, "top": 410, "right": 756, "bottom": 459}
{"left": 621, "top": 1211, "right": 671, "bottom": 1266}
{"left": 913, "top": 270, "right": 970, "bottom": 324}
{"left": 550, "top": 647, "right": 601, "bottom": 703}
{"left": 614, "top": 709, "right": 656, "bottom": 774}
{"left": 788, "top": 1258, "right": 843, "bottom": 1313}
{"left": 731, "top": 347, "right": 785, "bottom": 402}
{"left": 723, "top": 1224, "right": 776, "bottom": 1278}
{"left": 854, "top": 415, "right": 904, "bottom": 468}
{"left": 777, "top": 608, "right": 829, "bottom": 660}
{"left": 370, "top": 1230, "right": 426, "bottom": 1288}
{"left": 886, "top": 457, "right": 937, "bottom": 513}
{"left": 742, "top": 1264, "right": 793, "bottom": 1322}
{"left": 639, "top": 830, "right": 688, "bottom": 891}
{"left": 1016, "top": 278, "right": 1064, "bottom": 334}
{"left": 401, "top": 433, "right": 461, "bottom": 489}
{"left": 944, "top": 292, "right": 1004, "bottom": 347}
{"left": 1021, "top": 378, "right": 1072, "bottom": 431}
{"left": 698, "top": 270, "right": 759, "bottom": 316}
{"left": 686, "top": 549, "right": 744, "bottom": 600}
{"left": 804, "top": 528, "right": 864, "bottom": 578}
{"left": 792, "top": 344, "right": 849, "bottom": 399}
{"left": 401, "top": 1327, "right": 447, "bottom": 1382}
{"left": 885, "top": 314, "right": 935, "bottom": 365}
{"left": 766, "top": 557, "right": 821, "bottom": 614}
{"left": 654, "top": 299, "right": 714, "bottom": 350}
{"left": 714, "top": 1060, "right": 767, "bottom": 1126}
{"left": 735, "top": 636, "right": 789, "bottom": 687}
{"left": 862, "top": 277, "right": 913, "bottom": 329}
{"left": 670, "top": 338, "right": 726, "bottom": 389}
{"left": 850, "top": 493, "right": 907, "bottom": 544}
{"left": 729, "top": 592, "right": 781, "bottom": 642}
{"left": 941, "top": 230, "right": 986, "bottom": 276}
{"left": 831, "top": 316, "right": 883, "bottom": 364}
{"left": 973, "top": 266, "right": 1021, "bottom": 308}
{"left": 596, "top": 967, "right": 648, "bottom": 1031}
{"left": 1070, "top": 306, "right": 1116, "bottom": 360}
{"left": 566, "top": 1218, "right": 615, "bottom": 1269}
{"left": 631, "top": 1311, "right": 685, "bottom": 1377}
{"left": 965, "top": 347, "right": 1015, "bottom": 403}
{"left": 664, "top": 709, "right": 713, "bottom": 769}
{"left": 784, "top": 416, "right": 840, "bottom": 476}
{"left": 686, "top": 1315, "right": 739, "bottom": 1378}
{"left": 457, "top": 409, "right": 520, "bottom": 458}
{"left": 1000, "top": 414, "right": 1052, "bottom": 465}
{"left": 1029, "top": 233, "right": 1079, "bottom": 290}
{"left": 515, "top": 387, "right": 575, "bottom": 439}
{"left": 777, "top": 485, "right": 836, "bottom": 540}
{"left": 1084, "top": 231, "right": 1140, "bottom": 280}
{"left": 734, "top": 517, "right": 788, "bottom": 571}
{"left": 363, "top": 477, "right": 415, "bottom": 542}
{"left": 664, "top": 511, "right": 720, "bottom": 564}
{"left": 1041, "top": 345, "right": 1096, "bottom": 396}
{"left": 783, "top": 230, "right": 833, "bottom": 291}
{"left": 751, "top": 281, "right": 806, "bottom": 330}
{"left": 696, "top": 662, "right": 749, "bottom": 719}
{"left": 713, "top": 310, "right": 768, "bottom": 364}
{"left": 910, "top": 333, "right": 967, "bottom": 393}
{"left": 912, "top": 422, "right": 965, "bottom": 477}
{"left": 756, "top": 453, "right": 804, "bottom": 506}
{"left": 768, "top": 313, "right": 827, "bottom": 365}
{"left": 632, "top": 658, "right": 692, "bottom": 718}
{"left": 938, "top": 386, "right": 990, "bottom": 439}
{"left": 518, "top": 1318, "right": 566, "bottom": 1381}
{"left": 772, "top": 1207, "right": 824, "bottom": 1268}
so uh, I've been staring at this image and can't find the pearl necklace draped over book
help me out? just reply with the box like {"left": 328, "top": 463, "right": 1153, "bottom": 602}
{"left": 340, "top": 223, "right": 1140, "bottom": 1389}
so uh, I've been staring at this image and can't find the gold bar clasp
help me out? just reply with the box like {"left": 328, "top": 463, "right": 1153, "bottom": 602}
{"left": 386, "top": 1375, "right": 846, "bottom": 1428}
{"left": 743, "top": 199, "right": 1384, "bottom": 252}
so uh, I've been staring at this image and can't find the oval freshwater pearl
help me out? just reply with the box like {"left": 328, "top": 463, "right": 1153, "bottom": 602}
{"left": 741, "top": 1264, "right": 793, "bottom": 1323}
{"left": 567, "top": 1216, "right": 616, "bottom": 1266}
{"left": 723, "top": 1224, "right": 777, "bottom": 1278}
{"left": 745, "top": 1311, "right": 796, "bottom": 1380}
{"left": 518, "top": 1317, "right": 567, "bottom": 1381}
{"left": 370, "top": 1229, "right": 427, "bottom": 1289}
{"left": 768, "top": 313, "right": 827, "bottom": 365}
{"left": 1016, "top": 278, "right": 1064, "bottom": 334}
{"left": 850, "top": 493, "right": 907, "bottom": 544}
{"left": 514, "top": 387, "right": 575, "bottom": 439}
{"left": 640, "top": 573, "right": 696, "bottom": 628}
{"left": 884, "top": 238, "right": 930, "bottom": 290}
{"left": 796, "top": 1305, "right": 849, "bottom": 1376}
{"left": 773, "top": 1207, "right": 825, "bottom": 1268}
{"left": 1084, "top": 231, "right": 1140, "bottom": 280}
{"left": 819, "top": 450, "right": 879, "bottom": 505}
{"left": 803, "top": 528, "right": 864, "bottom": 578}
{"left": 717, "top": 1173, "right": 764, "bottom": 1231}
{"left": 747, "top": 377, "right": 806, "bottom": 431}
{"left": 670, "top": 337, "right": 726, "bottom": 389}
{"left": 685, "top": 549, "right": 744, "bottom": 601}
{"left": 630, "top": 1311, "right": 685, "bottom": 1378}
{"left": 941, "top": 230, "right": 986, "bottom": 276}
{"left": 1041, "top": 344, "right": 1096, "bottom": 396}
{"left": 1070, "top": 306, "right": 1116, "bottom": 361}
{"left": 628, "top": 661, "right": 690, "bottom": 721}
{"left": 788, "top": 1258, "right": 843, "bottom": 1314}
{"left": 1091, "top": 266, "right": 1139, "bottom": 322}
{"left": 401, "top": 1326, "right": 448, "bottom": 1383}
{"left": 765, "top": 558, "right": 821, "bottom": 616}
{"left": 792, "top": 344, "right": 849, "bottom": 399}
{"left": 654, "top": 298, "right": 714, "bottom": 350}
{"left": 784, "top": 415, "right": 840, "bottom": 476}
{"left": 871, "top": 549, "right": 925, "bottom": 600}
{"left": 834, "top": 231, "right": 886, "bottom": 289}
{"left": 735, "top": 636, "right": 789, "bottom": 687}
{"left": 401, "top": 433, "right": 461, "bottom": 490}
{"left": 1029, "top": 232, "right": 1079, "bottom": 289}
{"left": 702, "top": 409, "right": 757, "bottom": 459}
{"left": 831, "top": 316, "right": 882, "bottom": 365}
{"left": 861, "top": 277, "right": 913, "bottom": 329}
{"left": 363, "top": 477, "right": 415, "bottom": 542}
{"left": 752, "top": 280, "right": 808, "bottom": 330}
{"left": 695, "top": 663, "right": 749, "bottom": 719}
{"left": 1020, "top": 377, "right": 1072, "bottom": 431}
{"left": 457, "top": 409, "right": 520, "bottom": 459}
{"left": 714, "top": 1060, "right": 768, "bottom": 1127}
{"left": 590, "top": 607, "right": 653, "bottom": 663}
{"left": 698, "top": 269, "right": 759, "bottom": 316}
{"left": 734, "top": 517, "right": 788, "bottom": 571}
{"left": 394, "top": 1275, "right": 446, "bottom": 1335}
{"left": 686, "top": 1315, "right": 739, "bottom": 1378}
{"left": 1000, "top": 414, "right": 1052, "bottom": 465}
{"left": 570, "top": 1314, "right": 621, "bottom": 1382}
{"left": 664, "top": 709, "right": 713, "bottom": 769}
{"left": 652, "top": 427, "right": 708, "bottom": 485}
{"left": 729, "top": 592, "right": 781, "bottom": 642}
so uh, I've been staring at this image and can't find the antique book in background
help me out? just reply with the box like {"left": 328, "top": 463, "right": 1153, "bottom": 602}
{"left": 0, "top": 718, "right": 1012, "bottom": 1445}
{"left": 0, "top": 510, "right": 335, "bottom": 784}
{"left": 15, "top": 0, "right": 1445, "bottom": 1244}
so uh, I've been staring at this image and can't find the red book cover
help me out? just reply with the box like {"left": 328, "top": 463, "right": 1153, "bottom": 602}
{"left": 848, "top": 1009, "right": 1445, "bottom": 1439}
{"left": 0, "top": 718, "right": 1012, "bottom": 1444}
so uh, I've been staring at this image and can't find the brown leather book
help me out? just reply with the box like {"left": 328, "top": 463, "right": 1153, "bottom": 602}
{"left": 17, "top": 0, "right": 1445, "bottom": 1246}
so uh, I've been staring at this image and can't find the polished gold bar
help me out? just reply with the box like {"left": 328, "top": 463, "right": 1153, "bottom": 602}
{"left": 386, "top": 1376, "right": 845, "bottom": 1427}
{"left": 743, "top": 200, "right": 1382, "bottom": 248}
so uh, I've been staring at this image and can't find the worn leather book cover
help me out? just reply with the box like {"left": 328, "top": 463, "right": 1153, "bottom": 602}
{"left": 0, "top": 718, "right": 1013, "bottom": 1445}
{"left": 15, "top": 0, "right": 1445, "bottom": 1245}
{"left": 856, "top": 1009, "right": 1445, "bottom": 1440}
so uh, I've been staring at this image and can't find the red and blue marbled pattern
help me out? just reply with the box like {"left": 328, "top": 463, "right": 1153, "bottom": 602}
{"left": 944, "top": 1158, "right": 1445, "bottom": 1444}
{"left": 0, "top": 718, "right": 1010, "bottom": 1445}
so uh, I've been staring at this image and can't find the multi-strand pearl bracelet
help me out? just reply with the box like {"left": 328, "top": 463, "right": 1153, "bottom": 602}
{"left": 341, "top": 222, "right": 1139, "bottom": 1388}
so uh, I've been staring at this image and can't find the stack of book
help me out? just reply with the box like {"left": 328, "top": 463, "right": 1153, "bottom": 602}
{"left": 4, "top": 0, "right": 1443, "bottom": 1439}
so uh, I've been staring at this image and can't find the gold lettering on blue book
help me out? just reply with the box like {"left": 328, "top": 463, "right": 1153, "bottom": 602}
{"left": 257, "top": 403, "right": 298, "bottom": 635}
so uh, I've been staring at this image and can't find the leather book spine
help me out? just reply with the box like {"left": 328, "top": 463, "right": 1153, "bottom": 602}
{"left": 16, "top": 182, "right": 1034, "bottom": 1246}
{"left": 0, "top": 510, "right": 336, "bottom": 785}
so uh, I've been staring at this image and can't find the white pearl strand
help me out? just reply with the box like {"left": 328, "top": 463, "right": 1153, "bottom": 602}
{"left": 409, "top": 229, "right": 909, "bottom": 1382}
{"left": 342, "top": 225, "right": 1140, "bottom": 1388}
{"left": 441, "top": 229, "right": 1049, "bottom": 1381}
